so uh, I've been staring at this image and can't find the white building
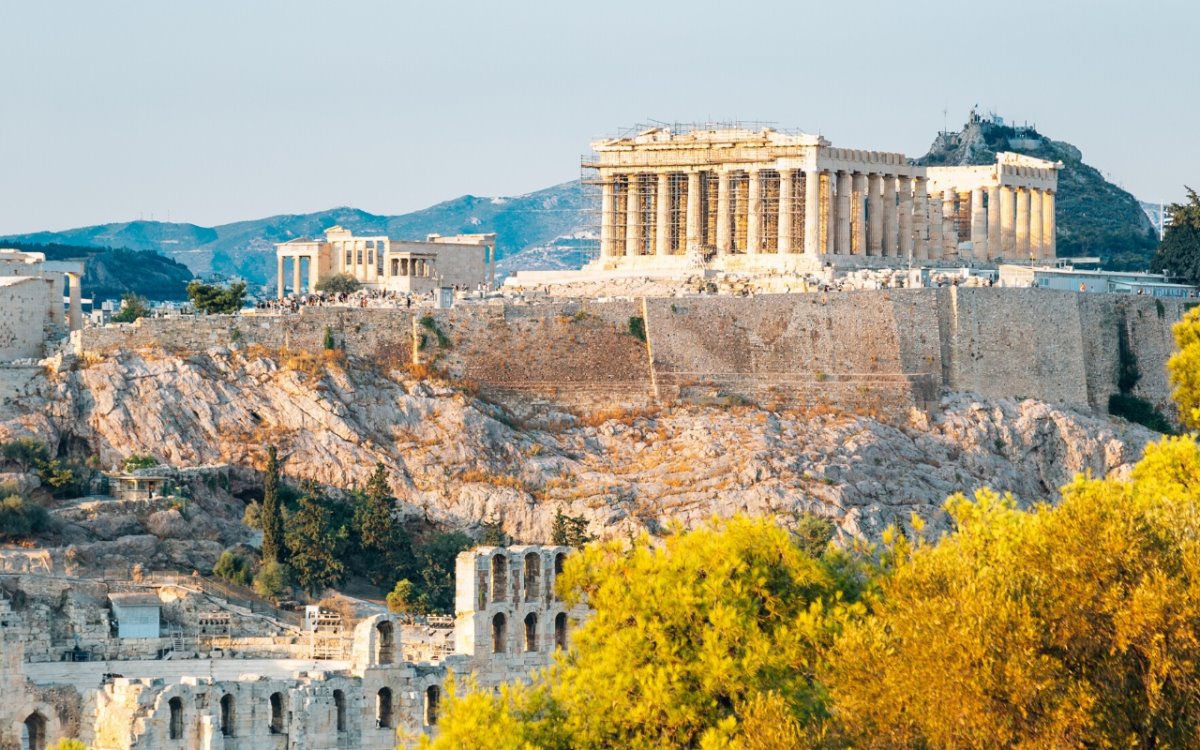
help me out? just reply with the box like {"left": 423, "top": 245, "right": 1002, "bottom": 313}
{"left": 999, "top": 264, "right": 1198, "bottom": 297}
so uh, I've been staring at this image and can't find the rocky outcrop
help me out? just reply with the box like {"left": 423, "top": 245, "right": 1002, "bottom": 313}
{"left": 0, "top": 345, "right": 1155, "bottom": 549}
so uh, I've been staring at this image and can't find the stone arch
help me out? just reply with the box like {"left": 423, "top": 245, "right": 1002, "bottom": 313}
{"left": 524, "top": 612, "right": 538, "bottom": 652}
{"left": 168, "top": 697, "right": 183, "bottom": 740}
{"left": 376, "top": 620, "right": 395, "bottom": 665}
{"left": 22, "top": 712, "right": 46, "bottom": 750}
{"left": 524, "top": 552, "right": 540, "bottom": 601}
{"left": 376, "top": 688, "right": 393, "bottom": 729}
{"left": 492, "top": 612, "right": 507, "bottom": 654}
{"left": 554, "top": 552, "right": 566, "bottom": 576}
{"left": 491, "top": 553, "right": 507, "bottom": 602}
{"left": 424, "top": 685, "right": 440, "bottom": 727}
{"left": 269, "top": 692, "right": 284, "bottom": 734}
{"left": 333, "top": 689, "right": 346, "bottom": 732}
{"left": 554, "top": 612, "right": 568, "bottom": 650}
{"left": 220, "top": 694, "right": 235, "bottom": 737}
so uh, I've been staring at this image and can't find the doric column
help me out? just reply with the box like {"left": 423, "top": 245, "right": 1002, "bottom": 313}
{"left": 986, "top": 186, "right": 1001, "bottom": 260}
{"left": 600, "top": 176, "right": 616, "bottom": 257}
{"left": 625, "top": 175, "right": 642, "bottom": 256}
{"left": 883, "top": 175, "right": 898, "bottom": 257}
{"left": 1015, "top": 187, "right": 1031, "bottom": 259}
{"left": 777, "top": 169, "right": 794, "bottom": 253}
{"left": 928, "top": 191, "right": 944, "bottom": 260}
{"left": 836, "top": 171, "right": 852, "bottom": 255}
{"left": 686, "top": 170, "right": 702, "bottom": 253}
{"left": 292, "top": 256, "right": 302, "bottom": 295}
{"left": 970, "top": 188, "right": 987, "bottom": 260}
{"left": 277, "top": 255, "right": 285, "bottom": 299}
{"left": 942, "top": 189, "right": 957, "bottom": 258}
{"left": 804, "top": 169, "right": 821, "bottom": 255}
{"left": 1029, "top": 188, "right": 1043, "bottom": 260}
{"left": 1042, "top": 190, "right": 1056, "bottom": 259}
{"left": 852, "top": 172, "right": 867, "bottom": 255}
{"left": 716, "top": 170, "right": 732, "bottom": 254}
{"left": 655, "top": 172, "right": 671, "bottom": 256}
{"left": 821, "top": 172, "right": 834, "bottom": 255}
{"left": 67, "top": 273, "right": 82, "bottom": 331}
{"left": 898, "top": 176, "right": 914, "bottom": 259}
{"left": 747, "top": 169, "right": 762, "bottom": 254}
{"left": 309, "top": 253, "right": 320, "bottom": 291}
{"left": 912, "top": 177, "right": 929, "bottom": 260}
{"left": 999, "top": 186, "right": 1015, "bottom": 258}
{"left": 867, "top": 173, "right": 883, "bottom": 256}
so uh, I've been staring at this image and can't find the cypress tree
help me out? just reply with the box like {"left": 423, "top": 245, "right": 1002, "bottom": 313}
{"left": 261, "top": 445, "right": 286, "bottom": 564}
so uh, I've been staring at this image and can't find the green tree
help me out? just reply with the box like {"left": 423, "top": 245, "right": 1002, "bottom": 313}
{"left": 0, "top": 438, "right": 49, "bottom": 473}
{"left": 260, "top": 446, "right": 286, "bottom": 564}
{"left": 315, "top": 273, "right": 361, "bottom": 294}
{"left": 213, "top": 550, "right": 252, "bottom": 587}
{"left": 187, "top": 280, "right": 246, "bottom": 314}
{"left": 122, "top": 454, "right": 158, "bottom": 472}
{"left": 352, "top": 463, "right": 411, "bottom": 587}
{"left": 549, "top": 509, "right": 594, "bottom": 548}
{"left": 285, "top": 482, "right": 346, "bottom": 595}
{"left": 37, "top": 458, "right": 78, "bottom": 495}
{"left": 386, "top": 578, "right": 427, "bottom": 615}
{"left": 413, "top": 531, "right": 473, "bottom": 612}
{"left": 0, "top": 495, "right": 50, "bottom": 540}
{"left": 1150, "top": 187, "right": 1200, "bottom": 284}
{"left": 254, "top": 559, "right": 290, "bottom": 600}
{"left": 792, "top": 512, "right": 837, "bottom": 558}
{"left": 112, "top": 292, "right": 151, "bottom": 323}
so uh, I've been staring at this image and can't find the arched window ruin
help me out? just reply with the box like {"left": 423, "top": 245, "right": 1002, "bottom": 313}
{"left": 376, "top": 688, "right": 393, "bottom": 729}
{"left": 491, "top": 553, "right": 507, "bottom": 602}
{"left": 220, "top": 694, "right": 235, "bottom": 737}
{"left": 376, "top": 620, "right": 395, "bottom": 665}
{"left": 524, "top": 612, "right": 538, "bottom": 652}
{"left": 269, "top": 692, "right": 284, "bottom": 734}
{"left": 23, "top": 712, "right": 46, "bottom": 750}
{"left": 554, "top": 552, "right": 566, "bottom": 576}
{"left": 492, "top": 612, "right": 507, "bottom": 654}
{"left": 168, "top": 697, "right": 183, "bottom": 740}
{"left": 554, "top": 612, "right": 568, "bottom": 650}
{"left": 333, "top": 690, "right": 346, "bottom": 732}
{"left": 524, "top": 552, "right": 540, "bottom": 601}
{"left": 424, "top": 685, "right": 440, "bottom": 727}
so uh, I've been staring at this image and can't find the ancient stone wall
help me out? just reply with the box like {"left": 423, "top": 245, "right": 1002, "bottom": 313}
{"left": 72, "top": 291, "right": 1188, "bottom": 420}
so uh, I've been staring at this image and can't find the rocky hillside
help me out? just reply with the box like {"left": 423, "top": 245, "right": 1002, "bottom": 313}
{"left": 0, "top": 242, "right": 193, "bottom": 301}
{"left": 917, "top": 113, "right": 1158, "bottom": 268}
{"left": 0, "top": 345, "right": 1153, "bottom": 545}
{"left": 0, "top": 182, "right": 590, "bottom": 287}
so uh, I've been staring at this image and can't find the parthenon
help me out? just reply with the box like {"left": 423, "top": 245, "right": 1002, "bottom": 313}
{"left": 584, "top": 126, "right": 1061, "bottom": 273}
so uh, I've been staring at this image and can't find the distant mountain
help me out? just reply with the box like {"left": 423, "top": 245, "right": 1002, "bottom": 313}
{"left": 0, "top": 241, "right": 193, "bottom": 301}
{"left": 0, "top": 181, "right": 592, "bottom": 288}
{"left": 917, "top": 114, "right": 1159, "bottom": 268}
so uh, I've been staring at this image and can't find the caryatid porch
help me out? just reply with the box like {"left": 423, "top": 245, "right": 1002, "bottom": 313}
{"left": 585, "top": 127, "right": 1061, "bottom": 270}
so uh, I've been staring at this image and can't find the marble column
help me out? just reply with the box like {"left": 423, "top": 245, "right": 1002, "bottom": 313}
{"left": 277, "top": 256, "right": 285, "bottom": 299}
{"left": 686, "top": 171, "right": 702, "bottom": 253}
{"left": 836, "top": 171, "right": 852, "bottom": 255}
{"left": 716, "top": 170, "right": 732, "bottom": 254}
{"left": 928, "top": 192, "right": 944, "bottom": 260}
{"left": 999, "top": 186, "right": 1015, "bottom": 258}
{"left": 625, "top": 175, "right": 642, "bottom": 256}
{"left": 942, "top": 189, "right": 957, "bottom": 258}
{"left": 747, "top": 170, "right": 762, "bottom": 254}
{"left": 986, "top": 186, "right": 1001, "bottom": 261}
{"left": 600, "top": 178, "right": 616, "bottom": 257}
{"left": 804, "top": 169, "right": 821, "bottom": 256}
{"left": 970, "top": 188, "right": 987, "bottom": 260}
{"left": 1042, "top": 190, "right": 1056, "bottom": 259}
{"left": 1029, "top": 188, "right": 1043, "bottom": 260}
{"left": 292, "top": 256, "right": 302, "bottom": 295}
{"left": 867, "top": 173, "right": 883, "bottom": 256}
{"left": 655, "top": 172, "right": 671, "bottom": 256}
{"left": 852, "top": 172, "right": 867, "bottom": 255}
{"left": 883, "top": 175, "right": 898, "bottom": 257}
{"left": 913, "top": 177, "right": 929, "bottom": 260}
{"left": 777, "top": 169, "right": 794, "bottom": 253}
{"left": 1015, "top": 187, "right": 1031, "bottom": 259}
{"left": 67, "top": 273, "right": 82, "bottom": 331}
{"left": 821, "top": 172, "right": 834, "bottom": 255}
{"left": 898, "top": 176, "right": 914, "bottom": 259}
{"left": 309, "top": 253, "right": 320, "bottom": 291}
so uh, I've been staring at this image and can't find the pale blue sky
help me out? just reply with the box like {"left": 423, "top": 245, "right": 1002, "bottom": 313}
{"left": 0, "top": 0, "right": 1194, "bottom": 234}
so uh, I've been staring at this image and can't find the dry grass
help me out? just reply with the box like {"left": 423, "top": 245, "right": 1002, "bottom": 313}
{"left": 457, "top": 469, "right": 529, "bottom": 492}
{"left": 575, "top": 404, "right": 661, "bottom": 428}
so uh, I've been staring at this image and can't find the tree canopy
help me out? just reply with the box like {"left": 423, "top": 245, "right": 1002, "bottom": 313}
{"left": 1150, "top": 187, "right": 1200, "bottom": 284}
{"left": 111, "top": 292, "right": 151, "bottom": 323}
{"left": 316, "top": 273, "right": 361, "bottom": 294}
{"left": 187, "top": 280, "right": 246, "bottom": 314}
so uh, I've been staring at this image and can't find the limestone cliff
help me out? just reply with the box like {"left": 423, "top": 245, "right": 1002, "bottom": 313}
{"left": 0, "top": 345, "right": 1154, "bottom": 549}
{"left": 917, "top": 112, "right": 1158, "bottom": 268}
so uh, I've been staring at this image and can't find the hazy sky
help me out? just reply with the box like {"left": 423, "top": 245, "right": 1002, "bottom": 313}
{"left": 0, "top": 0, "right": 1194, "bottom": 234}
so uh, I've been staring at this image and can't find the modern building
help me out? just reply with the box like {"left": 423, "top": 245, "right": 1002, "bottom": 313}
{"left": 999, "top": 265, "right": 1198, "bottom": 297}
{"left": 583, "top": 124, "right": 1061, "bottom": 274}
{"left": 274, "top": 226, "right": 497, "bottom": 298}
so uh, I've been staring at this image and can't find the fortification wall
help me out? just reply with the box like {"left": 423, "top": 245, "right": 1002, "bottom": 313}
{"left": 72, "top": 291, "right": 1188, "bottom": 420}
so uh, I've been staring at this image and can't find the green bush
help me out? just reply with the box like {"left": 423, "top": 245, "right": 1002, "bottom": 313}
{"left": 0, "top": 495, "right": 51, "bottom": 540}
{"left": 628, "top": 316, "right": 647, "bottom": 342}
{"left": 122, "top": 454, "right": 158, "bottom": 472}
{"left": 214, "top": 551, "right": 253, "bottom": 587}
{"left": 419, "top": 315, "right": 451, "bottom": 348}
{"left": 322, "top": 326, "right": 336, "bottom": 351}
{"left": 254, "top": 559, "right": 291, "bottom": 600}
{"left": 386, "top": 578, "right": 428, "bottom": 614}
{"left": 1109, "top": 393, "right": 1174, "bottom": 434}
{"left": 316, "top": 273, "right": 361, "bottom": 294}
{"left": 1, "top": 438, "right": 49, "bottom": 472}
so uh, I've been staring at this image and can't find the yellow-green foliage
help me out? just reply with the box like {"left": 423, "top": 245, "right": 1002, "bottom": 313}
{"left": 1169, "top": 306, "right": 1200, "bottom": 429}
